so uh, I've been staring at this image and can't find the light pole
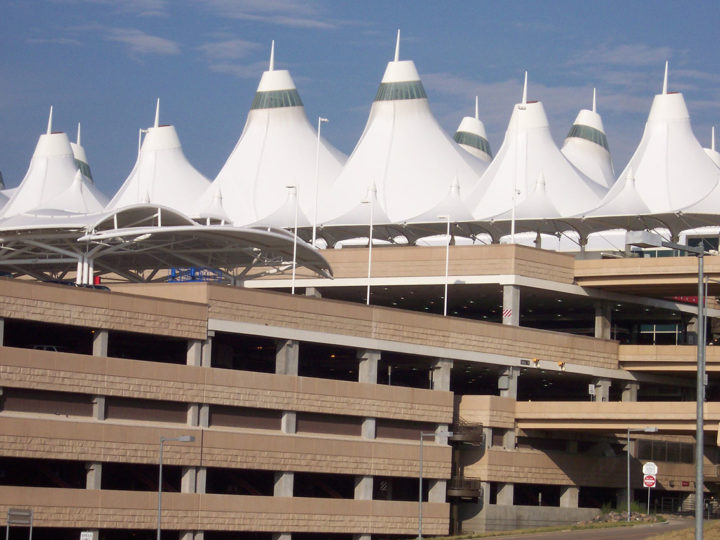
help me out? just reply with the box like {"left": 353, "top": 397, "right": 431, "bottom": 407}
{"left": 312, "top": 117, "right": 328, "bottom": 247}
{"left": 418, "top": 430, "right": 453, "bottom": 539}
{"left": 626, "top": 426, "right": 657, "bottom": 521}
{"left": 626, "top": 231, "right": 705, "bottom": 539}
{"left": 287, "top": 185, "right": 299, "bottom": 295}
{"left": 361, "top": 184, "right": 376, "bottom": 305}
{"left": 158, "top": 435, "right": 194, "bottom": 540}
{"left": 438, "top": 214, "right": 451, "bottom": 316}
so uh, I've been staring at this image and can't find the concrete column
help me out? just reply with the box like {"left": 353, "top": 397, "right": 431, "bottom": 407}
{"left": 428, "top": 479, "right": 447, "bottom": 502}
{"left": 357, "top": 349, "right": 379, "bottom": 384}
{"left": 483, "top": 427, "right": 493, "bottom": 448}
{"left": 502, "top": 285, "right": 520, "bottom": 326}
{"left": 431, "top": 358, "right": 453, "bottom": 391}
{"left": 195, "top": 468, "right": 206, "bottom": 494}
{"left": 592, "top": 378, "right": 611, "bottom": 402}
{"left": 201, "top": 332, "right": 213, "bottom": 368}
{"left": 81, "top": 532, "right": 99, "bottom": 540}
{"left": 92, "top": 329, "right": 108, "bottom": 356}
{"left": 617, "top": 488, "right": 629, "bottom": 511}
{"left": 497, "top": 483, "right": 514, "bottom": 505}
{"left": 502, "top": 428, "right": 516, "bottom": 450}
{"left": 281, "top": 411, "right": 296, "bottom": 434}
{"left": 272, "top": 535, "right": 291, "bottom": 540}
{"left": 198, "top": 404, "right": 209, "bottom": 428}
{"left": 594, "top": 302, "right": 612, "bottom": 340}
{"left": 480, "top": 481, "right": 491, "bottom": 508}
{"left": 361, "top": 417, "right": 376, "bottom": 439}
{"left": 276, "top": 339, "right": 299, "bottom": 375}
{"left": 181, "top": 467, "right": 197, "bottom": 493}
{"left": 85, "top": 462, "right": 102, "bottom": 489}
{"left": 353, "top": 535, "right": 370, "bottom": 540}
{"left": 274, "top": 471, "right": 294, "bottom": 497}
{"left": 498, "top": 367, "right": 519, "bottom": 399}
{"left": 187, "top": 404, "right": 199, "bottom": 426}
{"left": 354, "top": 475, "right": 373, "bottom": 500}
{"left": 0, "top": 317, "right": 5, "bottom": 345}
{"left": 560, "top": 486, "right": 579, "bottom": 508}
{"left": 186, "top": 340, "right": 202, "bottom": 366}
{"left": 622, "top": 382, "right": 639, "bottom": 402}
{"left": 305, "top": 287, "right": 322, "bottom": 298}
{"left": 92, "top": 396, "right": 105, "bottom": 420}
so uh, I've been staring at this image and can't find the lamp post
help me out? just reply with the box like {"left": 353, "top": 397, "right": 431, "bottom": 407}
{"left": 626, "top": 231, "right": 705, "bottom": 539}
{"left": 287, "top": 185, "right": 299, "bottom": 295}
{"left": 418, "top": 430, "right": 453, "bottom": 539}
{"left": 312, "top": 116, "right": 328, "bottom": 247}
{"left": 158, "top": 435, "right": 194, "bottom": 540}
{"left": 626, "top": 426, "right": 657, "bottom": 521}
{"left": 361, "top": 184, "right": 376, "bottom": 305}
{"left": 438, "top": 214, "right": 451, "bottom": 316}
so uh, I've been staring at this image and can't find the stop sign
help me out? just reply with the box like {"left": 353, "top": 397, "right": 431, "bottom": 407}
{"left": 643, "top": 474, "right": 657, "bottom": 488}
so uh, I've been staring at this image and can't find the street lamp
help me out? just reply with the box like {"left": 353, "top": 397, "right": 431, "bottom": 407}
{"left": 312, "top": 116, "right": 329, "bottom": 247}
{"left": 418, "top": 430, "right": 453, "bottom": 539}
{"left": 361, "top": 184, "right": 376, "bottom": 305}
{"left": 626, "top": 426, "right": 657, "bottom": 521}
{"left": 157, "top": 435, "right": 195, "bottom": 540}
{"left": 626, "top": 230, "right": 705, "bottom": 539}
{"left": 287, "top": 185, "right": 299, "bottom": 295}
{"left": 437, "top": 214, "right": 451, "bottom": 316}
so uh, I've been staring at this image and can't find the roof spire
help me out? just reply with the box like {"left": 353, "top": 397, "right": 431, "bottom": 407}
{"left": 662, "top": 60, "right": 668, "bottom": 95}
{"left": 269, "top": 40, "right": 275, "bottom": 71}
{"left": 592, "top": 88, "right": 597, "bottom": 113}
{"left": 76, "top": 122, "right": 82, "bottom": 145}
{"left": 394, "top": 29, "right": 400, "bottom": 62}
{"left": 475, "top": 96, "right": 479, "bottom": 120}
{"left": 46, "top": 105, "right": 53, "bottom": 135}
{"left": 713, "top": 126, "right": 716, "bottom": 152}
{"left": 521, "top": 71, "right": 528, "bottom": 105}
{"left": 154, "top": 98, "right": 160, "bottom": 128}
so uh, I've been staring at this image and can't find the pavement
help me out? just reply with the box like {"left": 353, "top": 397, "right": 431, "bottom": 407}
{"left": 475, "top": 519, "right": 693, "bottom": 539}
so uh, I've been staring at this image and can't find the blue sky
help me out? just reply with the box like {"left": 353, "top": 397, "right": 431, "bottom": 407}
{"left": 1, "top": 1, "right": 719, "bottom": 196}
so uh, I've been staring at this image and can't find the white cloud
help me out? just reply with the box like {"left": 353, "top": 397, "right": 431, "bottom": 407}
{"left": 198, "top": 39, "right": 259, "bottom": 60}
{"left": 26, "top": 37, "right": 81, "bottom": 46}
{"left": 568, "top": 43, "right": 673, "bottom": 68}
{"left": 104, "top": 28, "right": 180, "bottom": 56}
{"left": 52, "top": 0, "right": 168, "bottom": 16}
{"left": 197, "top": 0, "right": 336, "bottom": 29}
{"left": 207, "top": 60, "right": 269, "bottom": 79}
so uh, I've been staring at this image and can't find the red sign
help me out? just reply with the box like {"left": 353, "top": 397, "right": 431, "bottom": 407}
{"left": 643, "top": 474, "right": 657, "bottom": 488}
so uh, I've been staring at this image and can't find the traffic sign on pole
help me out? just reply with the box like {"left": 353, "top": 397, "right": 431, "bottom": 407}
{"left": 643, "top": 474, "right": 656, "bottom": 488}
{"left": 643, "top": 462, "right": 658, "bottom": 476}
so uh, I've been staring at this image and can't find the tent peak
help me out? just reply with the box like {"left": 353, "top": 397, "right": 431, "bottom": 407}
{"left": 269, "top": 40, "right": 275, "bottom": 71}
{"left": 154, "top": 98, "right": 160, "bottom": 128}
{"left": 521, "top": 71, "right": 528, "bottom": 105}
{"left": 47, "top": 106, "right": 53, "bottom": 135}
{"left": 662, "top": 61, "right": 669, "bottom": 95}
{"left": 394, "top": 29, "right": 400, "bottom": 62}
{"left": 592, "top": 88, "right": 597, "bottom": 113}
{"left": 475, "top": 96, "right": 479, "bottom": 120}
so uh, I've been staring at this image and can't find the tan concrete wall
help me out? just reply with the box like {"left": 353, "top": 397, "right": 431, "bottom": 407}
{"left": 317, "top": 244, "right": 576, "bottom": 283}
{"left": 0, "top": 417, "right": 451, "bottom": 479}
{"left": 462, "top": 504, "right": 601, "bottom": 533}
{"left": 208, "top": 286, "right": 619, "bottom": 370}
{"left": 0, "top": 487, "right": 449, "bottom": 535}
{"left": 457, "top": 395, "right": 516, "bottom": 429}
{"left": 619, "top": 344, "right": 720, "bottom": 372}
{"left": 0, "top": 279, "right": 207, "bottom": 339}
{"left": 0, "top": 346, "right": 452, "bottom": 423}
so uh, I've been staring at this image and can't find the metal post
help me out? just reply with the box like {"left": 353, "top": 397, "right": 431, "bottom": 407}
{"left": 627, "top": 428, "right": 631, "bottom": 521}
{"left": 696, "top": 251, "right": 705, "bottom": 540}
{"left": 441, "top": 215, "right": 450, "bottom": 317}
{"left": 366, "top": 193, "right": 374, "bottom": 306}
{"left": 312, "top": 117, "right": 328, "bottom": 247}
{"left": 418, "top": 433, "right": 424, "bottom": 539}
{"left": 157, "top": 438, "right": 164, "bottom": 540}
{"left": 289, "top": 186, "right": 298, "bottom": 295}
{"left": 647, "top": 486, "right": 651, "bottom": 515}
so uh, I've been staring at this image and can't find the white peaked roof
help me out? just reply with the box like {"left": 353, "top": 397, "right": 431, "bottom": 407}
{"left": 2, "top": 108, "right": 108, "bottom": 218}
{"left": 250, "top": 186, "right": 312, "bottom": 229}
{"left": 200, "top": 42, "right": 346, "bottom": 227}
{"left": 704, "top": 127, "right": 720, "bottom": 168}
{"left": 70, "top": 123, "right": 94, "bottom": 182}
{"left": 454, "top": 96, "right": 492, "bottom": 162}
{"left": 466, "top": 74, "right": 606, "bottom": 220}
{"left": 605, "top": 64, "right": 719, "bottom": 214}
{"left": 106, "top": 101, "right": 211, "bottom": 216}
{"left": 323, "top": 32, "right": 488, "bottom": 225}
{"left": 561, "top": 89, "right": 615, "bottom": 189}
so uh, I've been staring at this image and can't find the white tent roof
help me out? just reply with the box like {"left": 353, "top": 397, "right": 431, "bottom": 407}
{"left": 322, "top": 32, "right": 488, "bottom": 225}
{"left": 2, "top": 108, "right": 107, "bottom": 218}
{"left": 199, "top": 42, "right": 346, "bottom": 227}
{"left": 560, "top": 90, "right": 615, "bottom": 189}
{"left": 466, "top": 74, "right": 606, "bottom": 220}
{"left": 704, "top": 127, "right": 720, "bottom": 168}
{"left": 106, "top": 101, "right": 211, "bottom": 216}
{"left": 453, "top": 97, "right": 492, "bottom": 162}
{"left": 603, "top": 65, "right": 719, "bottom": 214}
{"left": 70, "top": 123, "right": 94, "bottom": 182}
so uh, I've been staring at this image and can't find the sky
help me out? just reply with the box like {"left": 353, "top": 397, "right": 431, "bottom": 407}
{"left": 1, "top": 1, "right": 719, "bottom": 197}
